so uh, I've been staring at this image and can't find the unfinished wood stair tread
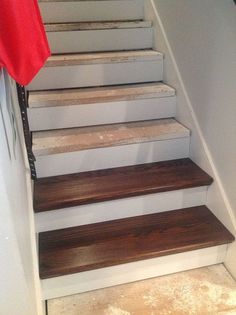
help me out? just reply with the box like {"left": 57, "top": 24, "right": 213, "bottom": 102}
{"left": 44, "top": 0, "right": 134, "bottom": 1}
{"left": 28, "top": 83, "right": 175, "bottom": 108}
{"left": 39, "top": 0, "right": 133, "bottom": 2}
{"left": 34, "top": 158, "right": 213, "bottom": 212}
{"left": 39, "top": 205, "right": 234, "bottom": 278}
{"left": 45, "top": 20, "right": 152, "bottom": 32}
{"left": 45, "top": 50, "right": 163, "bottom": 67}
{"left": 32, "top": 118, "right": 189, "bottom": 156}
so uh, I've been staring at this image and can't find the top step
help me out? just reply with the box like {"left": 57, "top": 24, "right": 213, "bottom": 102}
{"left": 39, "top": 0, "right": 144, "bottom": 23}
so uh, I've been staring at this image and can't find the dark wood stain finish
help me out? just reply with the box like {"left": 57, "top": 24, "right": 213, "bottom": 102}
{"left": 39, "top": 206, "right": 234, "bottom": 279}
{"left": 34, "top": 158, "right": 213, "bottom": 212}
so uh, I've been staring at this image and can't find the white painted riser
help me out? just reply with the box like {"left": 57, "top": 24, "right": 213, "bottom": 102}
{"left": 28, "top": 61, "right": 163, "bottom": 91}
{"left": 39, "top": 0, "right": 144, "bottom": 23}
{"left": 36, "top": 186, "right": 208, "bottom": 233}
{"left": 47, "top": 28, "right": 153, "bottom": 54}
{"left": 28, "top": 97, "right": 176, "bottom": 131}
{"left": 42, "top": 245, "right": 227, "bottom": 300}
{"left": 35, "top": 137, "right": 189, "bottom": 177}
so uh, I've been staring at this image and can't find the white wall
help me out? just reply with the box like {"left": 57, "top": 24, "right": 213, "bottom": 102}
{"left": 153, "top": 0, "right": 236, "bottom": 213}
{"left": 0, "top": 70, "right": 41, "bottom": 315}
{"left": 148, "top": 0, "right": 236, "bottom": 275}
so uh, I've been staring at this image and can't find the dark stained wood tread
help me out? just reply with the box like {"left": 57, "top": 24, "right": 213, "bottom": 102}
{"left": 39, "top": 205, "right": 235, "bottom": 279}
{"left": 34, "top": 158, "right": 213, "bottom": 213}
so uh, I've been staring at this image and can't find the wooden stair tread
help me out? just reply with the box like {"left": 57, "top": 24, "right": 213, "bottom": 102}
{"left": 45, "top": 20, "right": 152, "bottom": 32}
{"left": 34, "top": 158, "right": 213, "bottom": 212}
{"left": 39, "top": 205, "right": 235, "bottom": 278}
{"left": 32, "top": 118, "right": 189, "bottom": 156}
{"left": 28, "top": 82, "right": 175, "bottom": 108}
{"left": 45, "top": 50, "right": 163, "bottom": 67}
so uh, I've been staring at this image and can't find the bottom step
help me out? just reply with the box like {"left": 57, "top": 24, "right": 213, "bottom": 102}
{"left": 42, "top": 245, "right": 229, "bottom": 300}
{"left": 39, "top": 206, "right": 234, "bottom": 278}
{"left": 39, "top": 206, "right": 234, "bottom": 299}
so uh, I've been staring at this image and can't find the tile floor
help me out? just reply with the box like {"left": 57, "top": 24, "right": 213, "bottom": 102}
{"left": 48, "top": 264, "right": 236, "bottom": 315}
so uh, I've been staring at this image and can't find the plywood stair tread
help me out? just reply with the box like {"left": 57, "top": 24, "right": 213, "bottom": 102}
{"left": 39, "top": 205, "right": 235, "bottom": 278}
{"left": 28, "top": 83, "right": 175, "bottom": 108}
{"left": 45, "top": 20, "right": 152, "bottom": 32}
{"left": 39, "top": 0, "right": 138, "bottom": 2}
{"left": 32, "top": 118, "right": 189, "bottom": 156}
{"left": 45, "top": 50, "right": 163, "bottom": 67}
{"left": 34, "top": 158, "right": 213, "bottom": 212}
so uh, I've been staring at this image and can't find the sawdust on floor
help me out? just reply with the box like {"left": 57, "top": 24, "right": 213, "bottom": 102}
{"left": 47, "top": 264, "right": 236, "bottom": 315}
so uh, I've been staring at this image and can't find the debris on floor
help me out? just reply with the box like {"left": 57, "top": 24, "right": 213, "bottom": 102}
{"left": 48, "top": 264, "right": 236, "bottom": 315}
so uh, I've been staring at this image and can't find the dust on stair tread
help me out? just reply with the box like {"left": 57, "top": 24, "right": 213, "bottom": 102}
{"left": 28, "top": 82, "right": 175, "bottom": 108}
{"left": 45, "top": 50, "right": 163, "bottom": 67}
{"left": 32, "top": 118, "right": 189, "bottom": 156}
{"left": 45, "top": 20, "right": 152, "bottom": 32}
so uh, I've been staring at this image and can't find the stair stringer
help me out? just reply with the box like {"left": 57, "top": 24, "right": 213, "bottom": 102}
{"left": 144, "top": 0, "right": 236, "bottom": 277}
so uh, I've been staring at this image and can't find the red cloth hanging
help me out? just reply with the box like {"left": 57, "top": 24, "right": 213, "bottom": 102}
{"left": 0, "top": 0, "right": 51, "bottom": 85}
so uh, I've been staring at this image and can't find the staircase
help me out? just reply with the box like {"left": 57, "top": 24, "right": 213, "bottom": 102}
{"left": 27, "top": 0, "right": 234, "bottom": 300}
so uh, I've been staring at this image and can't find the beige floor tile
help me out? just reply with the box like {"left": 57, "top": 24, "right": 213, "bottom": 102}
{"left": 48, "top": 264, "right": 236, "bottom": 315}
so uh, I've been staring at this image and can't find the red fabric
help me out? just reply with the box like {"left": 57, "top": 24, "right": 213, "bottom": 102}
{"left": 0, "top": 0, "right": 51, "bottom": 85}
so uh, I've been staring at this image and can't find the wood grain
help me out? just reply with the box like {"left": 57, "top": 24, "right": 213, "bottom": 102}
{"left": 34, "top": 158, "right": 213, "bottom": 212}
{"left": 39, "top": 205, "right": 234, "bottom": 279}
